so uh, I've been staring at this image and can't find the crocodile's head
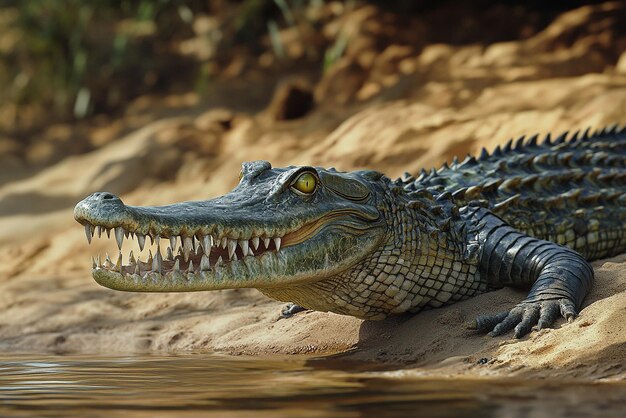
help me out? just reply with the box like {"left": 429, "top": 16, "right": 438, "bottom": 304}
{"left": 74, "top": 161, "right": 388, "bottom": 292}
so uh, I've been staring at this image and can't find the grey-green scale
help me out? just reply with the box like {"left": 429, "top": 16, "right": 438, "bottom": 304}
{"left": 74, "top": 126, "right": 626, "bottom": 338}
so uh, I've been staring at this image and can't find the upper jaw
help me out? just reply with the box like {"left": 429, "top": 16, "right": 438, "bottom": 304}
{"left": 74, "top": 192, "right": 310, "bottom": 288}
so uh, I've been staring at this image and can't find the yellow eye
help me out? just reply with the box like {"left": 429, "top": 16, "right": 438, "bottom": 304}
{"left": 292, "top": 172, "right": 317, "bottom": 194}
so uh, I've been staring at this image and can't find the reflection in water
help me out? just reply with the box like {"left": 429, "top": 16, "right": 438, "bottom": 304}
{"left": 0, "top": 354, "right": 625, "bottom": 417}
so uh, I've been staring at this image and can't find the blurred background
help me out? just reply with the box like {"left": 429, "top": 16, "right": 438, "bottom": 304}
{"left": 0, "top": 0, "right": 626, "bottom": 353}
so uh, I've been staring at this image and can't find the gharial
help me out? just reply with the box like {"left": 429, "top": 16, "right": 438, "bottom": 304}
{"left": 74, "top": 126, "right": 626, "bottom": 338}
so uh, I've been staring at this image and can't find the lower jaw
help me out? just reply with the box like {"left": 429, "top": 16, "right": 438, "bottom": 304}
{"left": 93, "top": 268, "right": 235, "bottom": 292}
{"left": 92, "top": 249, "right": 283, "bottom": 291}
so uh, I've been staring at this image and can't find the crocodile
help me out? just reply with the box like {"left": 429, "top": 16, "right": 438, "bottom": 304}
{"left": 74, "top": 126, "right": 626, "bottom": 338}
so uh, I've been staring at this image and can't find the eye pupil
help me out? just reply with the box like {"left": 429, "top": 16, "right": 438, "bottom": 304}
{"left": 294, "top": 172, "right": 316, "bottom": 194}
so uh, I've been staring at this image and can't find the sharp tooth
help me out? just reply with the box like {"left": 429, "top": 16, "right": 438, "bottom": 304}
{"left": 129, "top": 251, "right": 136, "bottom": 264}
{"left": 105, "top": 253, "right": 112, "bottom": 268}
{"left": 124, "top": 230, "right": 130, "bottom": 239}
{"left": 188, "top": 260, "right": 194, "bottom": 272}
{"left": 97, "top": 225, "right": 103, "bottom": 238}
{"left": 155, "top": 236, "right": 161, "bottom": 247}
{"left": 221, "top": 237, "right": 228, "bottom": 249}
{"left": 183, "top": 237, "right": 193, "bottom": 262}
{"left": 137, "top": 234, "right": 146, "bottom": 251}
{"left": 232, "top": 253, "right": 238, "bottom": 261}
{"left": 116, "top": 252, "right": 123, "bottom": 272}
{"left": 239, "top": 240, "right": 249, "bottom": 256}
{"left": 200, "top": 254, "right": 210, "bottom": 271}
{"left": 130, "top": 232, "right": 135, "bottom": 239}
{"left": 91, "top": 256, "right": 97, "bottom": 269}
{"left": 173, "top": 259, "right": 180, "bottom": 271}
{"left": 148, "top": 235, "right": 153, "bottom": 246}
{"left": 263, "top": 237, "right": 270, "bottom": 248}
{"left": 166, "top": 247, "right": 173, "bottom": 260}
{"left": 96, "top": 254, "right": 101, "bottom": 267}
{"left": 194, "top": 236, "right": 202, "bottom": 251}
{"left": 84, "top": 224, "right": 94, "bottom": 244}
{"left": 216, "top": 256, "right": 223, "bottom": 266}
{"left": 228, "top": 239, "right": 237, "bottom": 259}
{"left": 147, "top": 250, "right": 153, "bottom": 264}
{"left": 134, "top": 262, "right": 140, "bottom": 275}
{"left": 274, "top": 237, "right": 282, "bottom": 252}
{"left": 251, "top": 237, "right": 259, "bottom": 250}
{"left": 115, "top": 227, "right": 125, "bottom": 249}
{"left": 170, "top": 236, "right": 178, "bottom": 250}
{"left": 203, "top": 235, "right": 212, "bottom": 256}
{"left": 247, "top": 247, "right": 254, "bottom": 256}
{"left": 152, "top": 248, "right": 162, "bottom": 273}
{"left": 106, "top": 228, "right": 111, "bottom": 239}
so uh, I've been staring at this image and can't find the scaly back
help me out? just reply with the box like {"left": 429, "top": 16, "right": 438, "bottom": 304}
{"left": 401, "top": 126, "right": 626, "bottom": 261}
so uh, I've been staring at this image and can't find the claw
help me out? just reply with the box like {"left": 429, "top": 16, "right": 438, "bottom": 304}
{"left": 476, "top": 298, "right": 579, "bottom": 338}
{"left": 468, "top": 312, "right": 508, "bottom": 332}
{"left": 513, "top": 306, "right": 540, "bottom": 338}
{"left": 488, "top": 307, "right": 524, "bottom": 337}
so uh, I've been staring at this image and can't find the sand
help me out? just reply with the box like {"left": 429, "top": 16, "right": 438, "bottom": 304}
{"left": 1, "top": 2, "right": 626, "bottom": 380}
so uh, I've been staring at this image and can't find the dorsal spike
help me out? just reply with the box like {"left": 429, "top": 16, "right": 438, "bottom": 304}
{"left": 429, "top": 168, "right": 438, "bottom": 177}
{"left": 521, "top": 175, "right": 538, "bottom": 187}
{"left": 493, "top": 146, "right": 503, "bottom": 157}
{"left": 498, "top": 177, "right": 521, "bottom": 192}
{"left": 452, "top": 187, "right": 467, "bottom": 200}
{"left": 553, "top": 131, "right": 567, "bottom": 144}
{"left": 569, "top": 130, "right": 580, "bottom": 143}
{"left": 461, "top": 155, "right": 477, "bottom": 167}
{"left": 514, "top": 135, "right": 526, "bottom": 150}
{"left": 436, "top": 191, "right": 452, "bottom": 202}
{"left": 465, "top": 185, "right": 483, "bottom": 199}
{"left": 526, "top": 134, "right": 538, "bottom": 147}
{"left": 503, "top": 139, "right": 513, "bottom": 152}
{"left": 492, "top": 194, "right": 520, "bottom": 213}
{"left": 607, "top": 123, "right": 618, "bottom": 134}
{"left": 438, "top": 217, "right": 452, "bottom": 231}
{"left": 582, "top": 126, "right": 591, "bottom": 139}
{"left": 402, "top": 172, "right": 413, "bottom": 181}
{"left": 483, "top": 178, "right": 504, "bottom": 192}
{"left": 542, "top": 133, "right": 552, "bottom": 145}
{"left": 451, "top": 156, "right": 459, "bottom": 166}
{"left": 479, "top": 148, "right": 489, "bottom": 161}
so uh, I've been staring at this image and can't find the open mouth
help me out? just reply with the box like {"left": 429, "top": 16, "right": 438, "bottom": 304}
{"left": 82, "top": 223, "right": 285, "bottom": 278}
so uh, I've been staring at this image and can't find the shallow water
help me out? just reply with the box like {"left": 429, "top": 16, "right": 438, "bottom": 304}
{"left": 1, "top": 354, "right": 625, "bottom": 417}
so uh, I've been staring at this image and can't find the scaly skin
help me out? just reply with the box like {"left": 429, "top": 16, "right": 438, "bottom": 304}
{"left": 74, "top": 126, "right": 626, "bottom": 338}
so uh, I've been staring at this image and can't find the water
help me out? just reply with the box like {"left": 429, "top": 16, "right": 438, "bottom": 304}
{"left": 0, "top": 354, "right": 625, "bottom": 417}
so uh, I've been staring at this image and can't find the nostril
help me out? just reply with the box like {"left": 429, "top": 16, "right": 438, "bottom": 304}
{"left": 102, "top": 193, "right": 115, "bottom": 200}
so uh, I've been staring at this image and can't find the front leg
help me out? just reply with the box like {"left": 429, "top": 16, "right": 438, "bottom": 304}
{"left": 467, "top": 208, "right": 593, "bottom": 338}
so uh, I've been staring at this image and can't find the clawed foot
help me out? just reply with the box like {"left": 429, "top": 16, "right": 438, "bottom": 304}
{"left": 467, "top": 298, "right": 577, "bottom": 338}
{"left": 280, "top": 303, "right": 307, "bottom": 319}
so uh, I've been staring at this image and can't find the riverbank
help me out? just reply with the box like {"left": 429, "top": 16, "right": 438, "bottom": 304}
{"left": 1, "top": 2, "right": 626, "bottom": 380}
